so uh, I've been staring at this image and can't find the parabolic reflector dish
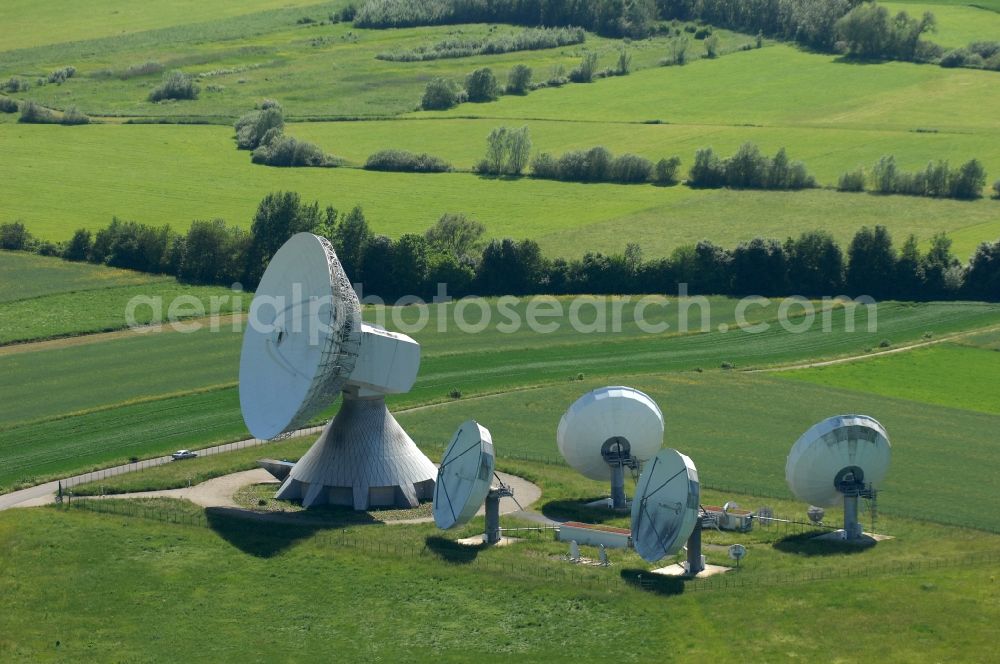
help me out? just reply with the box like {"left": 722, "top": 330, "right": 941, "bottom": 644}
{"left": 239, "top": 233, "right": 362, "bottom": 440}
{"left": 556, "top": 386, "right": 664, "bottom": 480}
{"left": 630, "top": 448, "right": 700, "bottom": 563}
{"left": 433, "top": 421, "right": 495, "bottom": 530}
{"left": 785, "top": 414, "right": 891, "bottom": 507}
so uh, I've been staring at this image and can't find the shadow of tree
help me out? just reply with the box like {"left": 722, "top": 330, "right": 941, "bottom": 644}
{"left": 772, "top": 530, "right": 875, "bottom": 556}
{"left": 424, "top": 535, "right": 485, "bottom": 564}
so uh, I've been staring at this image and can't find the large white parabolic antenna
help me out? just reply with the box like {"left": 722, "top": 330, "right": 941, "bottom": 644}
{"left": 785, "top": 414, "right": 891, "bottom": 539}
{"left": 557, "top": 386, "right": 664, "bottom": 509}
{"left": 630, "top": 448, "right": 701, "bottom": 564}
{"left": 239, "top": 232, "right": 436, "bottom": 510}
{"left": 433, "top": 420, "right": 514, "bottom": 544}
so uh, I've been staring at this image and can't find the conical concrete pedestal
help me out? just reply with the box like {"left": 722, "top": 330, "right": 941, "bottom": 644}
{"left": 275, "top": 391, "right": 436, "bottom": 510}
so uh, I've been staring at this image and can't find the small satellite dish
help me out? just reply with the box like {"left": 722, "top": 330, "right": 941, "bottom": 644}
{"left": 630, "top": 448, "right": 700, "bottom": 564}
{"left": 807, "top": 505, "right": 825, "bottom": 524}
{"left": 728, "top": 544, "right": 746, "bottom": 568}
{"left": 433, "top": 421, "right": 495, "bottom": 530}
{"left": 239, "top": 233, "right": 436, "bottom": 510}
{"left": 432, "top": 421, "right": 516, "bottom": 544}
{"left": 557, "top": 386, "right": 664, "bottom": 509}
{"left": 787, "top": 415, "right": 890, "bottom": 539}
{"left": 757, "top": 506, "right": 774, "bottom": 527}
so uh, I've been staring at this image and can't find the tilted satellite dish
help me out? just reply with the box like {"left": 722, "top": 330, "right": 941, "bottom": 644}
{"left": 728, "top": 544, "right": 746, "bottom": 568}
{"left": 557, "top": 386, "right": 664, "bottom": 509}
{"left": 631, "top": 448, "right": 701, "bottom": 569}
{"left": 433, "top": 420, "right": 514, "bottom": 544}
{"left": 239, "top": 232, "right": 436, "bottom": 510}
{"left": 786, "top": 415, "right": 891, "bottom": 539}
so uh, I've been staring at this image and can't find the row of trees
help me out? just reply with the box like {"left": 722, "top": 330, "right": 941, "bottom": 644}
{"left": 839, "top": 156, "right": 988, "bottom": 200}
{"left": 355, "top": 0, "right": 658, "bottom": 38}
{"left": 4, "top": 195, "right": 999, "bottom": 301}
{"left": 688, "top": 143, "right": 816, "bottom": 190}
{"left": 531, "top": 147, "right": 680, "bottom": 185}
{"left": 421, "top": 51, "right": 629, "bottom": 110}
{"left": 376, "top": 26, "right": 585, "bottom": 61}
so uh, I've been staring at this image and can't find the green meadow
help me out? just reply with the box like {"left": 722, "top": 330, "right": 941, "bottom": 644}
{"left": 2, "top": 123, "right": 999, "bottom": 259}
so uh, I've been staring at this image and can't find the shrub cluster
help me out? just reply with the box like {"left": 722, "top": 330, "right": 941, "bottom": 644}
{"left": 47, "top": 66, "right": 77, "bottom": 84}
{"left": 148, "top": 70, "right": 199, "bottom": 102}
{"left": 0, "top": 97, "right": 18, "bottom": 113}
{"left": 688, "top": 143, "right": 816, "bottom": 190}
{"left": 354, "top": 0, "right": 657, "bottom": 38}
{"left": 860, "top": 156, "right": 987, "bottom": 200}
{"left": 531, "top": 147, "right": 660, "bottom": 184}
{"left": 364, "top": 149, "right": 451, "bottom": 173}
{"left": 60, "top": 106, "right": 90, "bottom": 125}
{"left": 121, "top": 61, "right": 164, "bottom": 80}
{"left": 421, "top": 77, "right": 467, "bottom": 110}
{"left": 1, "top": 77, "right": 29, "bottom": 93}
{"left": 377, "top": 26, "right": 585, "bottom": 61}
{"left": 17, "top": 101, "right": 56, "bottom": 124}
{"left": 234, "top": 103, "right": 284, "bottom": 150}
{"left": 251, "top": 132, "right": 340, "bottom": 168}
{"left": 506, "top": 64, "right": 532, "bottom": 94}
{"left": 465, "top": 67, "right": 500, "bottom": 102}
{"left": 939, "top": 41, "right": 1000, "bottom": 70}
{"left": 835, "top": 5, "right": 937, "bottom": 61}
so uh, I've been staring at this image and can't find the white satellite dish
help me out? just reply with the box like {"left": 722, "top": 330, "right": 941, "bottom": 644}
{"left": 432, "top": 420, "right": 514, "bottom": 544}
{"left": 239, "top": 232, "right": 436, "bottom": 510}
{"left": 630, "top": 448, "right": 701, "bottom": 568}
{"left": 557, "top": 386, "right": 664, "bottom": 509}
{"left": 728, "top": 544, "right": 746, "bottom": 568}
{"left": 786, "top": 414, "right": 891, "bottom": 539}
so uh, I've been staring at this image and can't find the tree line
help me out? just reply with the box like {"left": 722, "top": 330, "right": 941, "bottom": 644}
{"left": 2, "top": 192, "right": 998, "bottom": 302}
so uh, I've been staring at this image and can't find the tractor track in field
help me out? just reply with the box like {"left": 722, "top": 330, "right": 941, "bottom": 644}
{"left": 0, "top": 313, "right": 245, "bottom": 356}
{"left": 751, "top": 323, "right": 1000, "bottom": 373}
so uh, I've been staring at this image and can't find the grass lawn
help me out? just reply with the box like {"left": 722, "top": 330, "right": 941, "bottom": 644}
{"left": 780, "top": 342, "right": 1000, "bottom": 415}
{"left": 2, "top": 478, "right": 999, "bottom": 660}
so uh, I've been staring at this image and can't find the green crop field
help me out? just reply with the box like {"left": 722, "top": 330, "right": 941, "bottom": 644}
{"left": 4, "top": 299, "right": 1000, "bottom": 494}
{"left": 0, "top": 250, "right": 168, "bottom": 303}
{"left": 782, "top": 342, "right": 1000, "bottom": 415}
{"left": 884, "top": 3, "right": 1000, "bottom": 47}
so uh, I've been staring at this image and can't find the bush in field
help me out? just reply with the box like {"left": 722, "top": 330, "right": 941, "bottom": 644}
{"left": 61, "top": 106, "right": 90, "bottom": 125}
{"left": 615, "top": 48, "right": 632, "bottom": 75}
{"left": 121, "top": 61, "right": 164, "bottom": 79}
{"left": 0, "top": 222, "right": 33, "bottom": 251}
{"left": 993, "top": 180, "right": 1000, "bottom": 199}
{"left": 653, "top": 156, "right": 682, "bottom": 185}
{"left": 688, "top": 147, "right": 726, "bottom": 188}
{"left": 47, "top": 66, "right": 77, "bottom": 84}
{"left": 1, "top": 77, "right": 29, "bottom": 93}
{"left": 687, "top": 143, "right": 814, "bottom": 190}
{"left": 148, "top": 71, "right": 199, "bottom": 102}
{"left": 421, "top": 77, "right": 464, "bottom": 110}
{"left": 251, "top": 132, "right": 340, "bottom": 167}
{"left": 364, "top": 149, "right": 451, "bottom": 172}
{"left": 18, "top": 101, "right": 56, "bottom": 124}
{"left": 704, "top": 35, "right": 720, "bottom": 58}
{"left": 506, "top": 64, "right": 532, "bottom": 94}
{"left": 477, "top": 126, "right": 531, "bottom": 176}
{"left": 465, "top": 67, "right": 500, "bottom": 102}
{"left": 569, "top": 53, "right": 599, "bottom": 83}
{"left": 0, "top": 97, "right": 18, "bottom": 113}
{"left": 234, "top": 106, "right": 284, "bottom": 150}
{"left": 838, "top": 168, "right": 866, "bottom": 192}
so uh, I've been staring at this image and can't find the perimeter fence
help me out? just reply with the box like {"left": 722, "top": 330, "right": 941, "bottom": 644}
{"left": 59, "top": 498, "right": 1000, "bottom": 595}
{"left": 59, "top": 425, "right": 325, "bottom": 492}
